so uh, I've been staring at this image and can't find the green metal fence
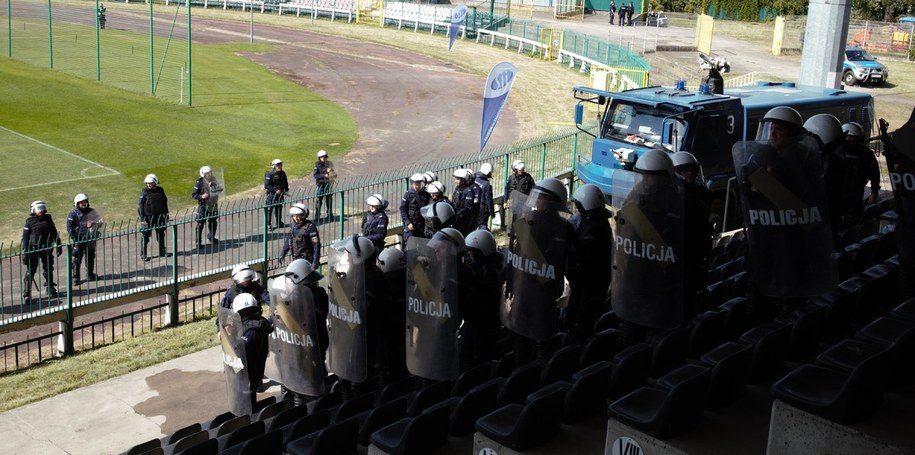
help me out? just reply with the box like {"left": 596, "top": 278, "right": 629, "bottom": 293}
{"left": 2, "top": 0, "right": 192, "bottom": 104}
{"left": 0, "top": 127, "right": 593, "bottom": 343}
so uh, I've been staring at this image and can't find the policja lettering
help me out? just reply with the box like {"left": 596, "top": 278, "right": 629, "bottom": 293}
{"left": 615, "top": 236, "right": 676, "bottom": 263}
{"left": 506, "top": 250, "right": 556, "bottom": 279}
{"left": 223, "top": 353, "right": 244, "bottom": 370}
{"left": 329, "top": 302, "right": 362, "bottom": 324}
{"left": 890, "top": 171, "right": 915, "bottom": 191}
{"left": 272, "top": 326, "right": 314, "bottom": 347}
{"left": 747, "top": 207, "right": 822, "bottom": 226}
{"left": 407, "top": 297, "right": 452, "bottom": 318}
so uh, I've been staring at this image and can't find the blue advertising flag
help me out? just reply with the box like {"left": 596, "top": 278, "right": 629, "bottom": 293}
{"left": 449, "top": 5, "right": 468, "bottom": 51}
{"left": 480, "top": 61, "right": 518, "bottom": 154}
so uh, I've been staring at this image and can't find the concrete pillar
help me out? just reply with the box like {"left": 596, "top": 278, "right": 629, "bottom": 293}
{"left": 798, "top": 0, "right": 852, "bottom": 89}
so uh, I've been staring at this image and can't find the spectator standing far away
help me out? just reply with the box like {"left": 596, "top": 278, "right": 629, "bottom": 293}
{"left": 264, "top": 159, "right": 289, "bottom": 232}
{"left": 313, "top": 150, "right": 337, "bottom": 221}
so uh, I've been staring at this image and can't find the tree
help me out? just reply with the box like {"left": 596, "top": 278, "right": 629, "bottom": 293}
{"left": 852, "top": 0, "right": 914, "bottom": 21}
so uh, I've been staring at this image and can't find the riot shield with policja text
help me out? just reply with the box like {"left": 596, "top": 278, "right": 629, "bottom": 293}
{"left": 218, "top": 306, "right": 252, "bottom": 416}
{"left": 266, "top": 277, "right": 326, "bottom": 397}
{"left": 501, "top": 190, "right": 568, "bottom": 342}
{"left": 326, "top": 245, "right": 368, "bottom": 383}
{"left": 405, "top": 236, "right": 459, "bottom": 381}
{"left": 731, "top": 138, "right": 838, "bottom": 297}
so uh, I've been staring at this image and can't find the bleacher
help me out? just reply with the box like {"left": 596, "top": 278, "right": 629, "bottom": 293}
{"left": 121, "top": 199, "right": 914, "bottom": 455}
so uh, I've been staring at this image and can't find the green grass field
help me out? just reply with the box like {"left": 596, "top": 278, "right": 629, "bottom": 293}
{"left": 0, "top": 40, "right": 357, "bottom": 243}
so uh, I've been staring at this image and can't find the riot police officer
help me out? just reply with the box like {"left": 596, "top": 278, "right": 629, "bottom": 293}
{"left": 400, "top": 173, "right": 431, "bottom": 244}
{"left": 427, "top": 181, "right": 451, "bottom": 205}
{"left": 879, "top": 108, "right": 915, "bottom": 300}
{"left": 313, "top": 150, "right": 336, "bottom": 221}
{"left": 420, "top": 200, "right": 456, "bottom": 238}
{"left": 461, "top": 229, "right": 504, "bottom": 369}
{"left": 840, "top": 122, "right": 881, "bottom": 227}
{"left": 233, "top": 293, "right": 274, "bottom": 407}
{"left": 503, "top": 160, "right": 534, "bottom": 228}
{"left": 362, "top": 194, "right": 389, "bottom": 252}
{"left": 192, "top": 165, "right": 221, "bottom": 251}
{"left": 805, "top": 114, "right": 847, "bottom": 236}
{"left": 566, "top": 184, "right": 613, "bottom": 343}
{"left": 612, "top": 150, "right": 685, "bottom": 347}
{"left": 452, "top": 169, "right": 480, "bottom": 236}
{"left": 219, "top": 264, "right": 270, "bottom": 318}
{"left": 672, "top": 152, "right": 712, "bottom": 317}
{"left": 67, "top": 193, "right": 101, "bottom": 286}
{"left": 22, "top": 201, "right": 62, "bottom": 302}
{"left": 476, "top": 163, "right": 495, "bottom": 229}
{"left": 280, "top": 203, "right": 321, "bottom": 265}
{"left": 138, "top": 174, "right": 169, "bottom": 262}
{"left": 264, "top": 159, "right": 289, "bottom": 231}
{"left": 377, "top": 247, "right": 408, "bottom": 387}
{"left": 502, "top": 177, "right": 575, "bottom": 367}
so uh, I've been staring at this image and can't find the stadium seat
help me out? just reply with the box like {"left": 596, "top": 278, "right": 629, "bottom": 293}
{"left": 164, "top": 423, "right": 202, "bottom": 446}
{"left": 739, "top": 323, "right": 791, "bottom": 384}
{"left": 593, "top": 311, "right": 621, "bottom": 333}
{"left": 376, "top": 376, "right": 416, "bottom": 406}
{"left": 163, "top": 430, "right": 209, "bottom": 455}
{"left": 203, "top": 411, "right": 234, "bottom": 431}
{"left": 124, "top": 438, "right": 160, "bottom": 455}
{"left": 854, "top": 317, "right": 915, "bottom": 388}
{"left": 281, "top": 409, "right": 330, "bottom": 447}
{"left": 443, "top": 378, "right": 503, "bottom": 436}
{"left": 862, "top": 264, "right": 899, "bottom": 314}
{"left": 698, "top": 341, "right": 752, "bottom": 409}
{"left": 475, "top": 382, "right": 566, "bottom": 451}
{"left": 252, "top": 396, "right": 276, "bottom": 415}
{"left": 706, "top": 280, "right": 736, "bottom": 309}
{"left": 891, "top": 298, "right": 915, "bottom": 323}
{"left": 562, "top": 361, "right": 612, "bottom": 423}
{"left": 310, "top": 389, "right": 343, "bottom": 413}
{"left": 407, "top": 380, "right": 452, "bottom": 417}
{"left": 266, "top": 404, "right": 308, "bottom": 433}
{"left": 580, "top": 328, "right": 619, "bottom": 366}
{"left": 728, "top": 270, "right": 751, "bottom": 298}
{"left": 218, "top": 430, "right": 282, "bottom": 455}
{"left": 718, "top": 297, "right": 750, "bottom": 340}
{"left": 217, "top": 420, "right": 264, "bottom": 451}
{"left": 810, "top": 289, "right": 857, "bottom": 342}
{"left": 357, "top": 396, "right": 408, "bottom": 446}
{"left": 286, "top": 417, "right": 359, "bottom": 455}
{"left": 255, "top": 399, "right": 292, "bottom": 423}
{"left": 771, "top": 343, "right": 893, "bottom": 424}
{"left": 333, "top": 392, "right": 376, "bottom": 423}
{"left": 497, "top": 361, "right": 542, "bottom": 406}
{"left": 774, "top": 303, "right": 826, "bottom": 361}
{"left": 607, "top": 342, "right": 653, "bottom": 400}
{"left": 838, "top": 225, "right": 859, "bottom": 248}
{"left": 451, "top": 361, "right": 492, "bottom": 397}
{"left": 607, "top": 364, "right": 711, "bottom": 440}
{"left": 492, "top": 351, "right": 516, "bottom": 378}
{"left": 369, "top": 402, "right": 451, "bottom": 454}
{"left": 212, "top": 415, "right": 250, "bottom": 439}
{"left": 648, "top": 326, "right": 690, "bottom": 376}
{"left": 175, "top": 438, "right": 216, "bottom": 455}
{"left": 688, "top": 310, "right": 726, "bottom": 358}
{"left": 540, "top": 344, "right": 581, "bottom": 385}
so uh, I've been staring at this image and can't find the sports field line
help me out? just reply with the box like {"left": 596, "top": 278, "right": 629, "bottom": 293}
{"left": 0, "top": 126, "right": 121, "bottom": 193}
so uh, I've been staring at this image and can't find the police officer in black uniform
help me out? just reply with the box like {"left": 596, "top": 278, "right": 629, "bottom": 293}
{"left": 233, "top": 293, "right": 275, "bottom": 406}
{"left": 427, "top": 181, "right": 451, "bottom": 205}
{"left": 400, "top": 173, "right": 431, "bottom": 244}
{"left": 313, "top": 150, "right": 336, "bottom": 221}
{"left": 219, "top": 264, "right": 270, "bottom": 319}
{"left": 672, "top": 152, "right": 713, "bottom": 317}
{"left": 377, "top": 247, "right": 408, "bottom": 387}
{"left": 67, "top": 193, "right": 101, "bottom": 286}
{"left": 461, "top": 229, "right": 504, "bottom": 369}
{"left": 451, "top": 169, "right": 480, "bottom": 236}
{"left": 841, "top": 122, "right": 881, "bottom": 227}
{"left": 264, "top": 159, "right": 289, "bottom": 231}
{"left": 362, "top": 194, "right": 389, "bottom": 253}
{"left": 138, "top": 174, "right": 170, "bottom": 262}
{"left": 475, "top": 163, "right": 495, "bottom": 230}
{"left": 192, "top": 165, "right": 221, "bottom": 251}
{"left": 280, "top": 203, "right": 321, "bottom": 265}
{"left": 503, "top": 160, "right": 534, "bottom": 227}
{"left": 880, "top": 108, "right": 915, "bottom": 301}
{"left": 805, "top": 114, "right": 848, "bottom": 237}
{"left": 22, "top": 201, "right": 62, "bottom": 302}
{"left": 566, "top": 183, "right": 613, "bottom": 343}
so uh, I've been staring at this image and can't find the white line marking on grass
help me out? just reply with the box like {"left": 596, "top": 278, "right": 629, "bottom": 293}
{"left": 0, "top": 126, "right": 120, "bottom": 193}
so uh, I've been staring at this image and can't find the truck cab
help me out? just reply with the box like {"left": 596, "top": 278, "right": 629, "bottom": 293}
{"left": 574, "top": 82, "right": 875, "bottom": 230}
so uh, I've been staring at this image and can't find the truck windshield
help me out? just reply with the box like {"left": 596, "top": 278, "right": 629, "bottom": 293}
{"left": 846, "top": 49, "right": 875, "bottom": 61}
{"left": 601, "top": 101, "right": 686, "bottom": 149}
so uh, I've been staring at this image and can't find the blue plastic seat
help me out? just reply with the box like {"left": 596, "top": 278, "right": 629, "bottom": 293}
{"left": 369, "top": 402, "right": 450, "bottom": 455}
{"left": 475, "top": 382, "right": 566, "bottom": 451}
{"left": 286, "top": 417, "right": 358, "bottom": 455}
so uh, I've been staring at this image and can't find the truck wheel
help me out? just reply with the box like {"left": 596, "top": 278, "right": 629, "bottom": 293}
{"left": 843, "top": 71, "right": 857, "bottom": 87}
{"left": 874, "top": 80, "right": 886, "bottom": 87}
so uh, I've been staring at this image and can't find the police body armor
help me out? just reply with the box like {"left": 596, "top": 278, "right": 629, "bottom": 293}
{"left": 611, "top": 172, "right": 685, "bottom": 330}
{"left": 326, "top": 243, "right": 368, "bottom": 383}
{"left": 218, "top": 307, "right": 252, "bottom": 416}
{"left": 405, "top": 236, "right": 459, "bottom": 381}
{"left": 732, "top": 137, "right": 839, "bottom": 297}
{"left": 501, "top": 190, "right": 567, "bottom": 342}
{"left": 266, "top": 277, "right": 326, "bottom": 397}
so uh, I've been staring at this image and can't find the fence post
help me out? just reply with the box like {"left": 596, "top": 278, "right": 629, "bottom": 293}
{"left": 262, "top": 202, "right": 269, "bottom": 279}
{"left": 338, "top": 191, "right": 346, "bottom": 240}
{"left": 569, "top": 132, "right": 579, "bottom": 195}
{"left": 539, "top": 143, "right": 547, "bottom": 180}
{"left": 58, "top": 247, "right": 74, "bottom": 356}
{"left": 168, "top": 224, "right": 179, "bottom": 326}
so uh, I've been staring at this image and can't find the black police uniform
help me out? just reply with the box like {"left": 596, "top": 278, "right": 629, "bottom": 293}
{"left": 378, "top": 265, "right": 408, "bottom": 387}
{"left": 452, "top": 182, "right": 479, "bottom": 236}
{"left": 566, "top": 206, "right": 613, "bottom": 343}
{"left": 362, "top": 210, "right": 389, "bottom": 253}
{"left": 459, "top": 250, "right": 504, "bottom": 370}
{"left": 883, "top": 111, "right": 915, "bottom": 300}
{"left": 475, "top": 172, "right": 494, "bottom": 229}
{"left": 192, "top": 176, "right": 220, "bottom": 249}
{"left": 820, "top": 141, "right": 847, "bottom": 240}
{"left": 313, "top": 160, "right": 335, "bottom": 220}
{"left": 280, "top": 219, "right": 321, "bottom": 264}
{"left": 138, "top": 185, "right": 169, "bottom": 259}
{"left": 400, "top": 189, "right": 430, "bottom": 243}
{"left": 67, "top": 205, "right": 98, "bottom": 284}
{"left": 240, "top": 310, "right": 274, "bottom": 401}
{"left": 21, "top": 213, "right": 62, "bottom": 300}
{"left": 216, "top": 280, "right": 270, "bottom": 332}
{"left": 682, "top": 181, "right": 713, "bottom": 317}
{"left": 264, "top": 168, "right": 289, "bottom": 230}
{"left": 840, "top": 140, "right": 881, "bottom": 228}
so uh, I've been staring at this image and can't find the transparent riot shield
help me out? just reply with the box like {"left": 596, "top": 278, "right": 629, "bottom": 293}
{"left": 266, "top": 277, "right": 326, "bottom": 397}
{"left": 610, "top": 172, "right": 685, "bottom": 330}
{"left": 405, "top": 236, "right": 459, "bottom": 381}
{"left": 326, "top": 245, "right": 368, "bottom": 383}
{"left": 206, "top": 168, "right": 226, "bottom": 207}
{"left": 501, "top": 190, "right": 569, "bottom": 342}
{"left": 218, "top": 306, "right": 252, "bottom": 416}
{"left": 732, "top": 138, "right": 839, "bottom": 297}
{"left": 82, "top": 209, "right": 105, "bottom": 240}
